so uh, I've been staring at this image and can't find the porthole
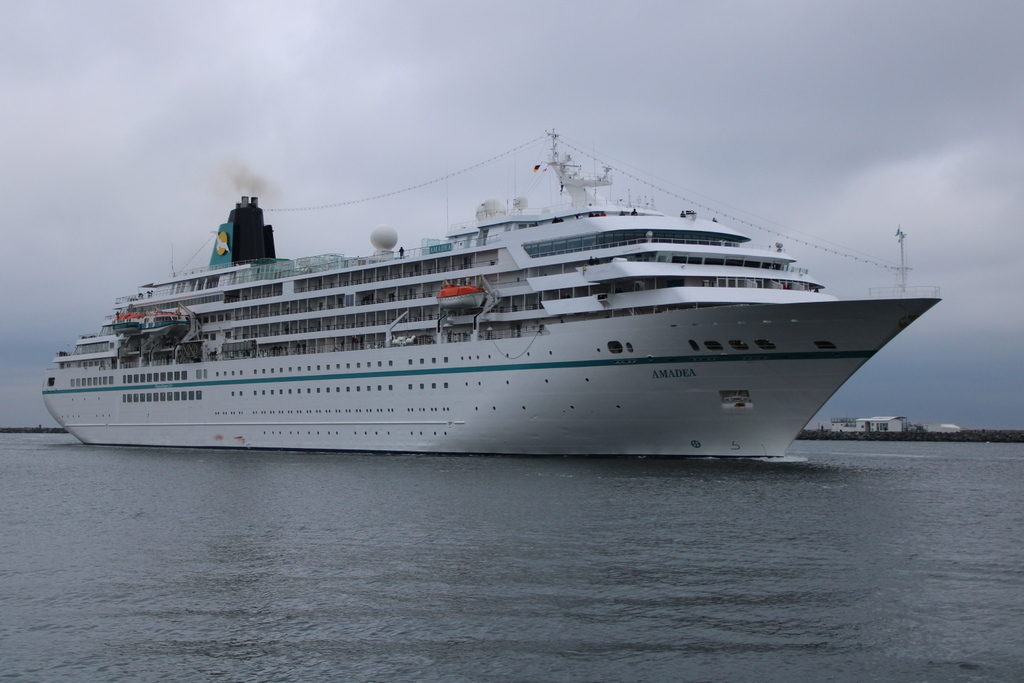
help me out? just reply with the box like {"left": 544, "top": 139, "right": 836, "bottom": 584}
{"left": 754, "top": 338, "right": 776, "bottom": 350}
{"left": 814, "top": 341, "right": 837, "bottom": 350}
{"left": 729, "top": 340, "right": 749, "bottom": 350}
{"left": 704, "top": 341, "right": 723, "bottom": 351}
{"left": 607, "top": 341, "right": 624, "bottom": 354}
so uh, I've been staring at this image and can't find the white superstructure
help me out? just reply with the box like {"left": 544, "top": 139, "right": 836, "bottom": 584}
{"left": 42, "top": 135, "right": 939, "bottom": 456}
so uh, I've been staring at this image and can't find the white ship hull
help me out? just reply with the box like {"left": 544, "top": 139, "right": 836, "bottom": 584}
{"left": 43, "top": 298, "right": 936, "bottom": 457}
{"left": 43, "top": 137, "right": 940, "bottom": 457}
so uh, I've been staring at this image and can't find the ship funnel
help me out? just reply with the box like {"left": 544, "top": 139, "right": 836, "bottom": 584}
{"left": 210, "top": 196, "right": 277, "bottom": 267}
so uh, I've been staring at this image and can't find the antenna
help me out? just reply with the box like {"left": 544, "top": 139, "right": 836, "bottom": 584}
{"left": 895, "top": 225, "right": 909, "bottom": 293}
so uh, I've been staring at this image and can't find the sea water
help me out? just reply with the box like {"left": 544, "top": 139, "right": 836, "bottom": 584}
{"left": 2, "top": 434, "right": 1022, "bottom": 682}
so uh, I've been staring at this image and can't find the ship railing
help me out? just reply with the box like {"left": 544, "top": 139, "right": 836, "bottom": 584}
{"left": 140, "top": 239, "right": 498, "bottom": 301}
{"left": 245, "top": 330, "right": 537, "bottom": 355}
{"left": 113, "top": 320, "right": 550, "bottom": 368}
{"left": 232, "top": 299, "right": 546, "bottom": 327}
{"left": 171, "top": 259, "right": 259, "bottom": 279}
{"left": 161, "top": 259, "right": 493, "bottom": 301}
{"left": 120, "top": 357, "right": 176, "bottom": 368}
{"left": 525, "top": 236, "right": 742, "bottom": 259}
{"left": 701, "top": 277, "right": 819, "bottom": 291}
{"left": 868, "top": 286, "right": 941, "bottom": 299}
{"left": 235, "top": 315, "right": 442, "bottom": 338}
{"left": 232, "top": 292, "right": 431, "bottom": 320}
{"left": 474, "top": 327, "right": 536, "bottom": 341}
{"left": 294, "top": 267, "right": 453, "bottom": 292}
{"left": 293, "top": 258, "right": 504, "bottom": 292}
{"left": 526, "top": 241, "right": 804, "bottom": 274}
{"left": 446, "top": 198, "right": 658, "bottom": 235}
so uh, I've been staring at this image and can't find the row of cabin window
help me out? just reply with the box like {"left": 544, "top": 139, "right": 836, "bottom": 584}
{"left": 63, "top": 359, "right": 107, "bottom": 369}
{"left": 687, "top": 339, "right": 836, "bottom": 352}
{"left": 75, "top": 341, "right": 114, "bottom": 354}
{"left": 231, "top": 383, "right": 451, "bottom": 396}
{"left": 123, "top": 391, "right": 202, "bottom": 403}
{"left": 671, "top": 256, "right": 782, "bottom": 268}
{"left": 229, "top": 288, "right": 443, "bottom": 324}
{"left": 71, "top": 376, "right": 113, "bottom": 387}
{"left": 211, "top": 357, "right": 453, "bottom": 378}
{"left": 113, "top": 350, "right": 520, "bottom": 388}
{"left": 524, "top": 230, "right": 743, "bottom": 257}
{"left": 124, "top": 370, "right": 188, "bottom": 383}
{"left": 115, "top": 356, "right": 460, "bottom": 387}
{"left": 290, "top": 254, "right": 481, "bottom": 293}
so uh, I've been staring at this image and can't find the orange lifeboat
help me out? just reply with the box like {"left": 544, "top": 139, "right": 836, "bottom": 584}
{"left": 437, "top": 280, "right": 487, "bottom": 309}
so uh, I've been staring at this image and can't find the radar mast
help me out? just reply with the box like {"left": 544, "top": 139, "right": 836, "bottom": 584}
{"left": 546, "top": 131, "right": 612, "bottom": 208}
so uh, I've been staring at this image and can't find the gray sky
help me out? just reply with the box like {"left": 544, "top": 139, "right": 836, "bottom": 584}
{"left": 3, "top": 0, "right": 1022, "bottom": 429}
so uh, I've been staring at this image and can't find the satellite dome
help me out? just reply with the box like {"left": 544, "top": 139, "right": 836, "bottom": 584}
{"left": 476, "top": 198, "right": 506, "bottom": 221}
{"left": 370, "top": 224, "right": 398, "bottom": 251}
{"left": 513, "top": 196, "right": 528, "bottom": 210}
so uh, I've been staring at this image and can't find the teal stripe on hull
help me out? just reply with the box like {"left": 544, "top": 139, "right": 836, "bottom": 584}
{"left": 43, "top": 349, "right": 874, "bottom": 395}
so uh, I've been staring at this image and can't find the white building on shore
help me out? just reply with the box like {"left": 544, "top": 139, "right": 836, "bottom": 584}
{"left": 830, "top": 416, "right": 908, "bottom": 433}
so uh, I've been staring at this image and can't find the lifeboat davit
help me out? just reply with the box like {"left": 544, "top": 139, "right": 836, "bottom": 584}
{"left": 437, "top": 281, "right": 487, "bottom": 309}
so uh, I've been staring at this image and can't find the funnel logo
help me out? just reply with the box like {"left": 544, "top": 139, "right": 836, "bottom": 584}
{"left": 216, "top": 231, "right": 230, "bottom": 256}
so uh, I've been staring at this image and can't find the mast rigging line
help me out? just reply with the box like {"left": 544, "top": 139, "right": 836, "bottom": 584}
{"left": 555, "top": 136, "right": 901, "bottom": 272}
{"left": 261, "top": 132, "right": 898, "bottom": 271}
{"left": 264, "top": 136, "right": 549, "bottom": 213}
{"left": 175, "top": 234, "right": 215, "bottom": 275}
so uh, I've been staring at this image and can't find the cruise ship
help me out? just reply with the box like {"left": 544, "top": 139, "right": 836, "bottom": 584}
{"left": 42, "top": 136, "right": 939, "bottom": 456}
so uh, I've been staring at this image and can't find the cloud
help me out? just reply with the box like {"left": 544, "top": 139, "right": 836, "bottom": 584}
{"left": 3, "top": 0, "right": 1023, "bottom": 429}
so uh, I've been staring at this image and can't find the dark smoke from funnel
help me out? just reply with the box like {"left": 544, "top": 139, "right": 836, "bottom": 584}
{"left": 219, "top": 160, "right": 279, "bottom": 203}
